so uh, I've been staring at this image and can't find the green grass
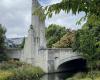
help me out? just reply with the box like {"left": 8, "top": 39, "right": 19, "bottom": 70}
{"left": 0, "top": 60, "right": 44, "bottom": 80}
{"left": 66, "top": 71, "right": 100, "bottom": 80}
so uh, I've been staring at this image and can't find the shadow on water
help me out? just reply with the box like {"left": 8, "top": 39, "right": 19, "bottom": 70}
{"left": 41, "top": 58, "right": 87, "bottom": 80}
{"left": 41, "top": 70, "right": 86, "bottom": 80}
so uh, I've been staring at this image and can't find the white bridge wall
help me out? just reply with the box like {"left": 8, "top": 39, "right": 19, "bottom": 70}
{"left": 6, "top": 47, "right": 82, "bottom": 73}
{"left": 7, "top": 49, "right": 22, "bottom": 60}
{"left": 42, "top": 48, "right": 81, "bottom": 73}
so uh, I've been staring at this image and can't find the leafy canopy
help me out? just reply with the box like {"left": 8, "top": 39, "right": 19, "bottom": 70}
{"left": 82, "top": 15, "right": 100, "bottom": 59}
{"left": 34, "top": 0, "right": 100, "bottom": 22}
{"left": 72, "top": 26, "right": 100, "bottom": 79}
{"left": 53, "top": 29, "right": 75, "bottom": 48}
{"left": 45, "top": 0, "right": 100, "bottom": 18}
{"left": 45, "top": 24, "right": 67, "bottom": 48}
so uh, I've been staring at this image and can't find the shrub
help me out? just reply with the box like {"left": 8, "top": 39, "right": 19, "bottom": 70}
{"left": 0, "top": 70, "right": 13, "bottom": 80}
{"left": 9, "top": 66, "right": 44, "bottom": 80}
{"left": 0, "top": 60, "right": 25, "bottom": 70}
{"left": 53, "top": 31, "right": 75, "bottom": 48}
{"left": 0, "top": 61, "right": 44, "bottom": 80}
{"left": 66, "top": 71, "right": 100, "bottom": 80}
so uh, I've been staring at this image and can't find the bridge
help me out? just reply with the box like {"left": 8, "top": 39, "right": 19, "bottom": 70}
{"left": 36, "top": 48, "right": 86, "bottom": 73}
{"left": 6, "top": 0, "right": 86, "bottom": 73}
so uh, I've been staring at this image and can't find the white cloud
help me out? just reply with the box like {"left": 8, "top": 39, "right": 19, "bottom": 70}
{"left": 49, "top": 0, "right": 62, "bottom": 4}
{"left": 0, "top": 0, "right": 32, "bottom": 38}
{"left": 45, "top": 11, "right": 86, "bottom": 30}
{"left": 1, "top": 0, "right": 13, "bottom": 8}
{"left": 0, "top": 0, "right": 86, "bottom": 38}
{"left": 40, "top": 0, "right": 86, "bottom": 29}
{"left": 39, "top": 0, "right": 61, "bottom": 6}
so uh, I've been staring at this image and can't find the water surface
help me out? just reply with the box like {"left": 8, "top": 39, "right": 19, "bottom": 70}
{"left": 41, "top": 72, "right": 72, "bottom": 80}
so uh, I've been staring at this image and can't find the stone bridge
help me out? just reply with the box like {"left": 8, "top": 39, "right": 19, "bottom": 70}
{"left": 6, "top": 0, "right": 86, "bottom": 73}
{"left": 38, "top": 48, "right": 86, "bottom": 73}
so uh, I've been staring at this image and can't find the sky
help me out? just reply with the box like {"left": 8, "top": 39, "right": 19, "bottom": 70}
{"left": 0, "top": 0, "right": 85, "bottom": 38}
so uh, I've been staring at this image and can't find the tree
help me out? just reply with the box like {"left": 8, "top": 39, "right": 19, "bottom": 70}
{"left": 82, "top": 14, "right": 100, "bottom": 29}
{"left": 0, "top": 24, "right": 7, "bottom": 62}
{"left": 82, "top": 15, "right": 100, "bottom": 60}
{"left": 45, "top": 24, "right": 67, "bottom": 48}
{"left": 72, "top": 29, "right": 99, "bottom": 80}
{"left": 52, "top": 29, "right": 75, "bottom": 48}
{"left": 35, "top": 0, "right": 100, "bottom": 23}
{"left": 45, "top": 0, "right": 100, "bottom": 19}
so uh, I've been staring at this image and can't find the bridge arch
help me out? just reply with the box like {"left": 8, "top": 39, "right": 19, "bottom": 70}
{"left": 57, "top": 57, "right": 86, "bottom": 72}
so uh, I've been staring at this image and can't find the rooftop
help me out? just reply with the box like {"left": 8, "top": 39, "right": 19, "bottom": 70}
{"left": 5, "top": 37, "right": 24, "bottom": 49}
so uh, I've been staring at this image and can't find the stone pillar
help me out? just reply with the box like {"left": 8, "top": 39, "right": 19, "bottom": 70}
{"left": 32, "top": 0, "right": 46, "bottom": 50}
{"left": 31, "top": 0, "right": 48, "bottom": 72}
{"left": 22, "top": 25, "right": 35, "bottom": 64}
{"left": 32, "top": 0, "right": 40, "bottom": 38}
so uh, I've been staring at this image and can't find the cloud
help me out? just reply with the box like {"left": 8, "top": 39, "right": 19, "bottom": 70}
{"left": 39, "top": 0, "right": 61, "bottom": 6}
{"left": 39, "top": 0, "right": 86, "bottom": 29}
{"left": 0, "top": 0, "right": 86, "bottom": 38}
{"left": 45, "top": 11, "right": 86, "bottom": 30}
{"left": 0, "top": 0, "right": 32, "bottom": 38}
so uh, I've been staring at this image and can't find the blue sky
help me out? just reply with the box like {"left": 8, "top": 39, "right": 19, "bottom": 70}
{"left": 0, "top": 0, "right": 85, "bottom": 38}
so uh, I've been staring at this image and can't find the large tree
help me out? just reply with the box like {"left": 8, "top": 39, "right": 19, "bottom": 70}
{"left": 52, "top": 29, "right": 75, "bottom": 48}
{"left": 82, "top": 15, "right": 100, "bottom": 57}
{"left": 72, "top": 29, "right": 97, "bottom": 80}
{"left": 45, "top": 0, "right": 100, "bottom": 19}
{"left": 45, "top": 24, "right": 67, "bottom": 48}
{"left": 0, "top": 24, "right": 7, "bottom": 62}
{"left": 35, "top": 0, "right": 100, "bottom": 22}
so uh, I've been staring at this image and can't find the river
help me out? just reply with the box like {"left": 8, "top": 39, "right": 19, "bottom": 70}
{"left": 41, "top": 72, "right": 74, "bottom": 80}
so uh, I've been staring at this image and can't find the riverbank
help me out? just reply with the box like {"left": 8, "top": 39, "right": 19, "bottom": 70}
{"left": 0, "top": 60, "right": 44, "bottom": 80}
{"left": 66, "top": 71, "right": 100, "bottom": 80}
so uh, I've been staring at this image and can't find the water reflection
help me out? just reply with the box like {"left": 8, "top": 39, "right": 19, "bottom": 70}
{"left": 41, "top": 72, "right": 71, "bottom": 80}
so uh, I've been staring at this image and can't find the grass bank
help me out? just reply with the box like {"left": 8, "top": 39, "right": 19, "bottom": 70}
{"left": 0, "top": 60, "right": 44, "bottom": 80}
{"left": 66, "top": 71, "right": 100, "bottom": 80}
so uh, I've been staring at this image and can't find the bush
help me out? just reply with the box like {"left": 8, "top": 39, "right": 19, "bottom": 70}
{"left": 0, "top": 61, "right": 44, "bottom": 80}
{"left": 0, "top": 60, "right": 25, "bottom": 70}
{"left": 66, "top": 71, "right": 100, "bottom": 80}
{"left": 0, "top": 70, "right": 13, "bottom": 80}
{"left": 9, "top": 66, "right": 44, "bottom": 80}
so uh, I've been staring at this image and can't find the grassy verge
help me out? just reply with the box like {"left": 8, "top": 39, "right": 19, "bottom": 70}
{"left": 66, "top": 71, "right": 100, "bottom": 80}
{"left": 0, "top": 60, "right": 44, "bottom": 80}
